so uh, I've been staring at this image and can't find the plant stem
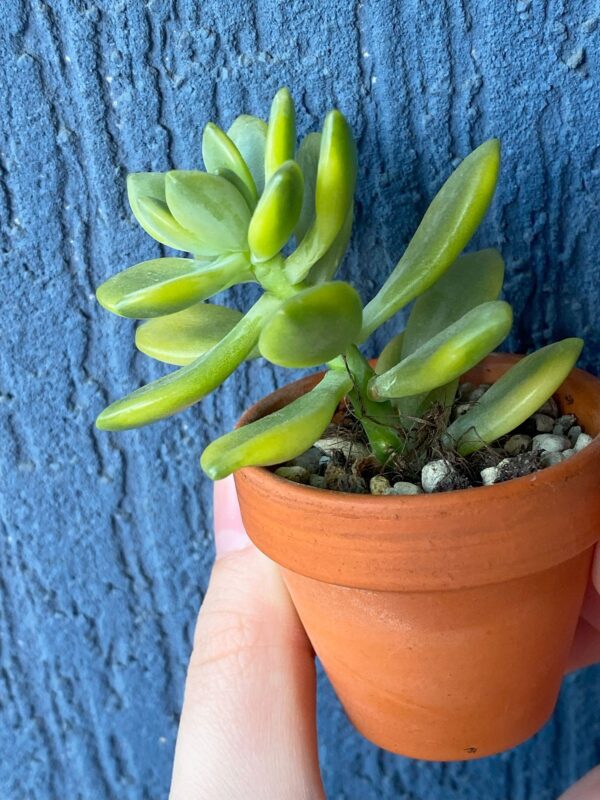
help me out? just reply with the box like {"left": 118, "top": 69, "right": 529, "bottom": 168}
{"left": 252, "top": 254, "right": 304, "bottom": 299}
{"left": 343, "top": 345, "right": 406, "bottom": 464}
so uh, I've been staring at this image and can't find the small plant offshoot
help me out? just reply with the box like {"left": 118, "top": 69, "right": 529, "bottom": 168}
{"left": 95, "top": 88, "right": 588, "bottom": 493}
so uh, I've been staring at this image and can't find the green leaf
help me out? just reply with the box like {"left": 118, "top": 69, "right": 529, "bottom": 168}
{"left": 295, "top": 132, "right": 321, "bottom": 242}
{"left": 95, "top": 253, "right": 252, "bottom": 319}
{"left": 285, "top": 110, "right": 357, "bottom": 284}
{"left": 95, "top": 294, "right": 279, "bottom": 431}
{"left": 446, "top": 338, "right": 584, "bottom": 455}
{"left": 361, "top": 139, "right": 501, "bottom": 338}
{"left": 127, "top": 173, "right": 217, "bottom": 255}
{"left": 401, "top": 248, "right": 505, "bottom": 357}
{"left": 248, "top": 160, "right": 304, "bottom": 263}
{"left": 375, "top": 331, "right": 405, "bottom": 375}
{"left": 200, "top": 368, "right": 353, "bottom": 479}
{"left": 215, "top": 168, "right": 256, "bottom": 211}
{"left": 264, "top": 87, "right": 296, "bottom": 182}
{"left": 369, "top": 300, "right": 513, "bottom": 400}
{"left": 202, "top": 122, "right": 258, "bottom": 206}
{"left": 258, "top": 281, "right": 363, "bottom": 368}
{"left": 227, "top": 115, "right": 268, "bottom": 196}
{"left": 305, "top": 204, "right": 353, "bottom": 286}
{"left": 165, "top": 170, "right": 251, "bottom": 252}
{"left": 135, "top": 302, "right": 246, "bottom": 366}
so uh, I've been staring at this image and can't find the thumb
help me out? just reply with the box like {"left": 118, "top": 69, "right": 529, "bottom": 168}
{"left": 170, "top": 475, "right": 324, "bottom": 800}
{"left": 559, "top": 766, "right": 600, "bottom": 799}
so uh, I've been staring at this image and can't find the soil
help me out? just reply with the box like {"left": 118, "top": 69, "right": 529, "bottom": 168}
{"left": 272, "top": 384, "right": 590, "bottom": 495}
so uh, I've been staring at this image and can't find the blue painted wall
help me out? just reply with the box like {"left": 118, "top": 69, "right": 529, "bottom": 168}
{"left": 1, "top": 1, "right": 599, "bottom": 797}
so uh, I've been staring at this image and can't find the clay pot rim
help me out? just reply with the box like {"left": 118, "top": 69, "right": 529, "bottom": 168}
{"left": 237, "top": 353, "right": 600, "bottom": 509}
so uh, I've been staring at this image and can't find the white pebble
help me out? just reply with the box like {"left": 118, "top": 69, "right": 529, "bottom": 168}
{"left": 389, "top": 481, "right": 423, "bottom": 495}
{"left": 275, "top": 466, "right": 311, "bottom": 484}
{"left": 541, "top": 451, "right": 563, "bottom": 468}
{"left": 567, "top": 425, "right": 582, "bottom": 446}
{"left": 557, "top": 414, "right": 577, "bottom": 428}
{"left": 504, "top": 434, "right": 532, "bottom": 456}
{"left": 537, "top": 397, "right": 559, "bottom": 417}
{"left": 468, "top": 385, "right": 489, "bottom": 402}
{"left": 574, "top": 433, "right": 593, "bottom": 452}
{"left": 534, "top": 413, "right": 554, "bottom": 433}
{"left": 532, "top": 434, "right": 571, "bottom": 453}
{"left": 313, "top": 436, "right": 370, "bottom": 462}
{"left": 480, "top": 466, "right": 498, "bottom": 486}
{"left": 458, "top": 381, "right": 475, "bottom": 400}
{"left": 370, "top": 475, "right": 391, "bottom": 495}
{"left": 562, "top": 448, "right": 575, "bottom": 460}
{"left": 421, "top": 460, "right": 453, "bottom": 493}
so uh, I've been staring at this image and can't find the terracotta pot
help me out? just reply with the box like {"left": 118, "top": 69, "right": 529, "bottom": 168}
{"left": 234, "top": 354, "right": 600, "bottom": 761}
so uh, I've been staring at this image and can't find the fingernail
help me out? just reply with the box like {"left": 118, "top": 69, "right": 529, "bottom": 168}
{"left": 213, "top": 475, "right": 252, "bottom": 557}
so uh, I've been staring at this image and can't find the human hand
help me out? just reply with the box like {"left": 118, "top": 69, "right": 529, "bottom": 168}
{"left": 559, "top": 554, "right": 600, "bottom": 799}
{"left": 169, "top": 475, "right": 325, "bottom": 800}
{"left": 169, "top": 475, "right": 600, "bottom": 799}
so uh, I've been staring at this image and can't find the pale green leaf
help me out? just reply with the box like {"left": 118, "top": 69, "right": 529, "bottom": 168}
{"left": 402, "top": 248, "right": 505, "bottom": 357}
{"left": 200, "top": 369, "right": 353, "bottom": 479}
{"left": 165, "top": 170, "right": 251, "bottom": 252}
{"left": 127, "top": 173, "right": 217, "bottom": 255}
{"left": 264, "top": 87, "right": 296, "bottom": 182}
{"left": 295, "top": 132, "right": 321, "bottom": 242}
{"left": 135, "top": 302, "right": 246, "bottom": 365}
{"left": 248, "top": 160, "right": 304, "bottom": 263}
{"left": 258, "top": 281, "right": 363, "bottom": 368}
{"left": 446, "top": 338, "right": 584, "bottom": 455}
{"left": 285, "top": 110, "right": 357, "bottom": 284}
{"left": 361, "top": 139, "right": 501, "bottom": 338}
{"left": 227, "top": 115, "right": 268, "bottom": 196}
{"left": 95, "top": 253, "right": 252, "bottom": 318}
{"left": 96, "top": 294, "right": 279, "bottom": 431}
{"left": 369, "top": 301, "right": 513, "bottom": 399}
{"left": 202, "top": 122, "right": 258, "bottom": 205}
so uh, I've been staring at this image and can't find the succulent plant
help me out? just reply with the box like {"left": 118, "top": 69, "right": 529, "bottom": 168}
{"left": 95, "top": 88, "right": 583, "bottom": 483}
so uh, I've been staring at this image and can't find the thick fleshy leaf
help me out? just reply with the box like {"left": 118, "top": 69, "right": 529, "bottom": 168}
{"left": 135, "top": 302, "right": 246, "bottom": 365}
{"left": 248, "top": 160, "right": 304, "bottom": 263}
{"left": 215, "top": 168, "right": 256, "bottom": 211}
{"left": 258, "top": 281, "right": 363, "bottom": 368}
{"left": 361, "top": 139, "right": 501, "bottom": 338}
{"left": 95, "top": 253, "right": 252, "bottom": 319}
{"left": 96, "top": 294, "right": 279, "bottom": 431}
{"left": 446, "top": 338, "right": 584, "bottom": 455}
{"left": 264, "top": 87, "right": 296, "bottom": 182}
{"left": 165, "top": 171, "right": 251, "bottom": 252}
{"left": 202, "top": 123, "right": 258, "bottom": 206}
{"left": 305, "top": 204, "right": 353, "bottom": 286}
{"left": 200, "top": 369, "right": 353, "bottom": 479}
{"left": 295, "top": 132, "right": 321, "bottom": 242}
{"left": 375, "top": 331, "right": 405, "bottom": 375}
{"left": 227, "top": 115, "right": 268, "bottom": 196}
{"left": 285, "top": 110, "right": 357, "bottom": 284}
{"left": 127, "top": 174, "right": 215, "bottom": 255}
{"left": 369, "top": 301, "right": 513, "bottom": 400}
{"left": 402, "top": 248, "right": 505, "bottom": 358}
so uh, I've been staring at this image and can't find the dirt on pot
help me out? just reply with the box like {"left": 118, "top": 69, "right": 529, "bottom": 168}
{"left": 272, "top": 383, "right": 593, "bottom": 494}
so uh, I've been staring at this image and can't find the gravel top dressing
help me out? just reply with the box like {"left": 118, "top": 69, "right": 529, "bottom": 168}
{"left": 272, "top": 382, "right": 593, "bottom": 495}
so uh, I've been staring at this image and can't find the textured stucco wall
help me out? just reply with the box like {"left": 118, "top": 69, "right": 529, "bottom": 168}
{"left": 1, "top": 1, "right": 599, "bottom": 798}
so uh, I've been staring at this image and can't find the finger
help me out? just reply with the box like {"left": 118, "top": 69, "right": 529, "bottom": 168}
{"left": 170, "top": 476, "right": 324, "bottom": 800}
{"left": 567, "top": 546, "right": 600, "bottom": 672}
{"left": 559, "top": 766, "right": 600, "bottom": 799}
